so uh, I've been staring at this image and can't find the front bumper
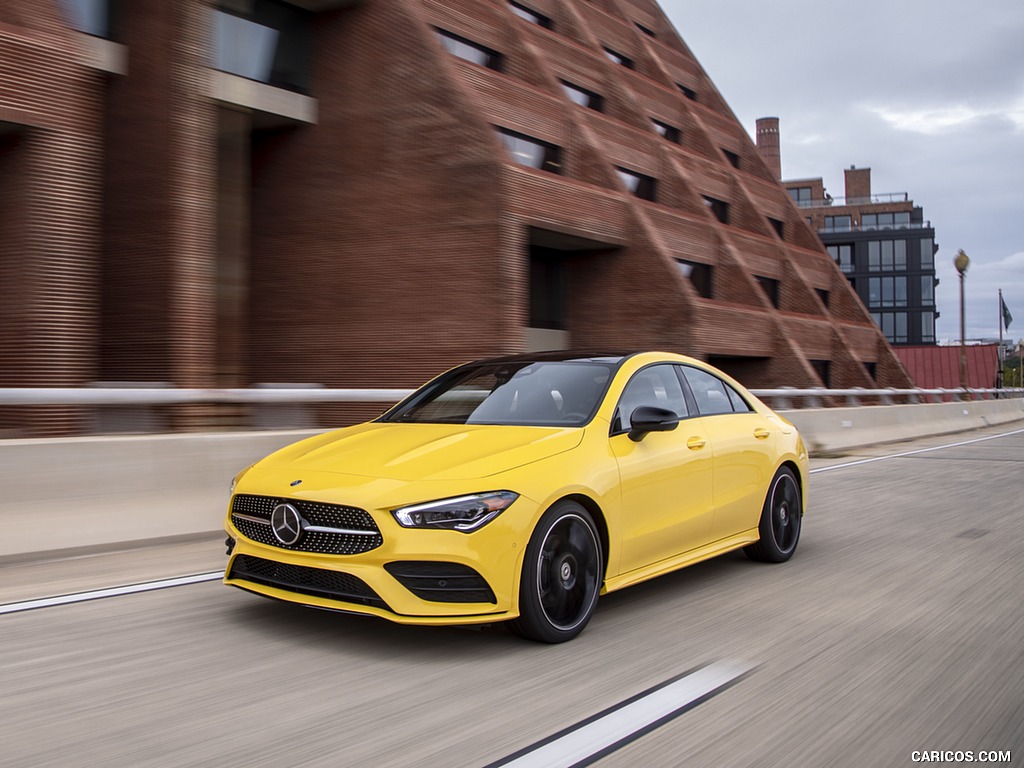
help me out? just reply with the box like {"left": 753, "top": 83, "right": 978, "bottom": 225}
{"left": 223, "top": 493, "right": 529, "bottom": 625}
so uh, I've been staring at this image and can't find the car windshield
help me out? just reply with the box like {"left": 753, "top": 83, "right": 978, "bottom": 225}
{"left": 381, "top": 361, "right": 617, "bottom": 426}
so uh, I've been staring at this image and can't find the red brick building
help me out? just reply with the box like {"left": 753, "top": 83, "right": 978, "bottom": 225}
{"left": 0, "top": 0, "right": 911, "bottom": 435}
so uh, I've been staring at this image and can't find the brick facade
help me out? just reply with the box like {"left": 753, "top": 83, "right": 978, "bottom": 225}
{"left": 0, "top": 0, "right": 912, "bottom": 436}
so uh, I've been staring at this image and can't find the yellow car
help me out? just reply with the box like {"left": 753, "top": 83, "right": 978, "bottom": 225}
{"left": 224, "top": 351, "right": 807, "bottom": 642}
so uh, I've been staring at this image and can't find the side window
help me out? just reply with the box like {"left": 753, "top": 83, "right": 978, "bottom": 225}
{"left": 725, "top": 382, "right": 753, "bottom": 412}
{"left": 613, "top": 365, "right": 688, "bottom": 432}
{"left": 682, "top": 366, "right": 735, "bottom": 415}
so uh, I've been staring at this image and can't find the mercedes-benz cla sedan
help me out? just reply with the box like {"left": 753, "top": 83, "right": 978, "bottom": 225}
{"left": 224, "top": 351, "right": 807, "bottom": 642}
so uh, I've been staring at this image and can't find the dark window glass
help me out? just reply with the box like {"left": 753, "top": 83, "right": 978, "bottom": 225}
{"left": 824, "top": 215, "right": 852, "bottom": 232}
{"left": 681, "top": 367, "right": 734, "bottom": 415}
{"left": 817, "top": 288, "right": 830, "bottom": 308}
{"left": 508, "top": 1, "right": 552, "bottom": 28}
{"left": 603, "top": 47, "right": 634, "bottom": 68}
{"left": 724, "top": 382, "right": 753, "bottom": 412}
{"left": 865, "top": 361, "right": 877, "bottom": 381}
{"left": 617, "top": 167, "right": 657, "bottom": 201}
{"left": 862, "top": 214, "right": 877, "bottom": 230}
{"left": 894, "top": 211, "right": 911, "bottom": 228}
{"left": 634, "top": 22, "right": 656, "bottom": 37}
{"left": 703, "top": 195, "right": 729, "bottom": 224}
{"left": 869, "top": 277, "right": 881, "bottom": 306}
{"left": 827, "top": 244, "right": 853, "bottom": 273}
{"left": 213, "top": 2, "right": 313, "bottom": 93}
{"left": 651, "top": 119, "right": 680, "bottom": 143}
{"left": 756, "top": 275, "right": 780, "bottom": 308}
{"left": 868, "top": 241, "right": 881, "bottom": 271}
{"left": 436, "top": 29, "right": 502, "bottom": 71}
{"left": 723, "top": 149, "right": 740, "bottom": 169}
{"left": 382, "top": 361, "right": 616, "bottom": 427}
{"left": 676, "top": 260, "right": 712, "bottom": 298}
{"left": 59, "top": 0, "right": 110, "bottom": 37}
{"left": 498, "top": 129, "right": 561, "bottom": 173}
{"left": 769, "top": 218, "right": 784, "bottom": 238}
{"left": 788, "top": 187, "right": 812, "bottom": 205}
{"left": 613, "top": 365, "right": 689, "bottom": 433}
{"left": 895, "top": 276, "right": 907, "bottom": 307}
{"left": 920, "top": 238, "right": 934, "bottom": 269}
{"left": 921, "top": 275, "right": 934, "bottom": 305}
{"left": 677, "top": 83, "right": 697, "bottom": 100}
{"left": 895, "top": 240, "right": 907, "bottom": 270}
{"left": 895, "top": 312, "right": 908, "bottom": 343}
{"left": 530, "top": 249, "right": 565, "bottom": 329}
{"left": 810, "top": 360, "right": 831, "bottom": 387}
{"left": 922, "top": 312, "right": 935, "bottom": 342}
{"left": 560, "top": 81, "right": 603, "bottom": 111}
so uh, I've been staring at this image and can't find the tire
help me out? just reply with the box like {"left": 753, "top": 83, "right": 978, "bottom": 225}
{"left": 745, "top": 466, "right": 802, "bottom": 563}
{"left": 510, "top": 501, "right": 602, "bottom": 643}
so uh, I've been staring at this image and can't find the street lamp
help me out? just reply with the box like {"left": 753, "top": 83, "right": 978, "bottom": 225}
{"left": 954, "top": 249, "right": 971, "bottom": 392}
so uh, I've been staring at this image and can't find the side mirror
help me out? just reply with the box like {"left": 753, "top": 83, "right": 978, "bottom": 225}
{"left": 628, "top": 406, "right": 679, "bottom": 442}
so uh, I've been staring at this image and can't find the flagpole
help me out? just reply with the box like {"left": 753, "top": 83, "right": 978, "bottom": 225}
{"left": 998, "top": 289, "right": 1004, "bottom": 391}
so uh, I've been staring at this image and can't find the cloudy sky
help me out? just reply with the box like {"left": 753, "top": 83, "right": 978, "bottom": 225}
{"left": 661, "top": 1, "right": 1024, "bottom": 344}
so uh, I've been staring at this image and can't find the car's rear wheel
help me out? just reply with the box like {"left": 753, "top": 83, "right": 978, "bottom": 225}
{"left": 745, "top": 466, "right": 802, "bottom": 563}
{"left": 510, "top": 501, "right": 602, "bottom": 643}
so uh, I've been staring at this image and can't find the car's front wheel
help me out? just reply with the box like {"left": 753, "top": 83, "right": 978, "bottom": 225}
{"left": 510, "top": 501, "right": 602, "bottom": 643}
{"left": 745, "top": 466, "right": 802, "bottom": 563}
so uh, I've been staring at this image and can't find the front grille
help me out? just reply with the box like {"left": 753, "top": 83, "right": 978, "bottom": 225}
{"left": 231, "top": 494, "right": 383, "bottom": 555}
{"left": 229, "top": 554, "right": 389, "bottom": 610}
{"left": 385, "top": 561, "right": 496, "bottom": 604}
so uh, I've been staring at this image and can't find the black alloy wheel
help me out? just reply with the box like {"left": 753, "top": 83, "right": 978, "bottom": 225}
{"left": 745, "top": 466, "right": 802, "bottom": 563}
{"left": 511, "top": 501, "right": 602, "bottom": 643}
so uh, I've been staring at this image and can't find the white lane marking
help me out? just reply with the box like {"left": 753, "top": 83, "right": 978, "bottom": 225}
{"left": 809, "top": 427, "right": 1024, "bottom": 475}
{"left": 489, "top": 661, "right": 753, "bottom": 768}
{"left": 0, "top": 571, "right": 224, "bottom": 616}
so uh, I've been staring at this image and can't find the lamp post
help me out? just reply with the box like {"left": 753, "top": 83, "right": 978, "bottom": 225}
{"left": 954, "top": 249, "right": 971, "bottom": 393}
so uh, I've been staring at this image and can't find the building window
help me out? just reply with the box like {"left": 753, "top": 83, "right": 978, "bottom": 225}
{"left": 508, "top": 1, "right": 552, "bottom": 28}
{"left": 873, "top": 312, "right": 906, "bottom": 343}
{"left": 817, "top": 288, "right": 830, "bottom": 308}
{"left": 722, "top": 149, "right": 740, "bottom": 169}
{"left": 676, "top": 260, "right": 712, "bottom": 298}
{"left": 676, "top": 83, "right": 697, "bottom": 101}
{"left": 437, "top": 29, "right": 502, "bottom": 71}
{"left": 920, "top": 238, "right": 934, "bottom": 269}
{"left": 561, "top": 81, "right": 603, "bottom": 111}
{"left": 921, "top": 312, "right": 935, "bottom": 343}
{"left": 827, "top": 244, "right": 853, "bottom": 273}
{"left": 59, "top": 0, "right": 111, "bottom": 38}
{"left": 869, "top": 277, "right": 907, "bottom": 308}
{"left": 651, "top": 119, "right": 680, "bottom": 143}
{"left": 810, "top": 360, "right": 831, "bottom": 387}
{"left": 603, "top": 47, "right": 634, "bottom": 69}
{"left": 862, "top": 211, "right": 911, "bottom": 230}
{"left": 530, "top": 250, "right": 565, "bottom": 329}
{"left": 921, "top": 275, "right": 935, "bottom": 305}
{"left": 768, "top": 218, "right": 784, "bottom": 238}
{"left": 823, "top": 215, "right": 852, "bottom": 232}
{"left": 756, "top": 276, "right": 780, "bottom": 308}
{"left": 213, "top": 2, "right": 314, "bottom": 93}
{"left": 498, "top": 129, "right": 561, "bottom": 173}
{"left": 617, "top": 167, "right": 656, "bottom": 201}
{"left": 634, "top": 22, "right": 656, "bottom": 37}
{"left": 703, "top": 195, "right": 729, "bottom": 224}
{"left": 788, "top": 187, "right": 812, "bottom": 207}
{"left": 868, "top": 240, "right": 907, "bottom": 271}
{"left": 864, "top": 361, "right": 878, "bottom": 381}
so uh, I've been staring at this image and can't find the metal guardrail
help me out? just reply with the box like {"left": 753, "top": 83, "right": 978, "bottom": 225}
{"left": 1, "top": 386, "right": 1022, "bottom": 407}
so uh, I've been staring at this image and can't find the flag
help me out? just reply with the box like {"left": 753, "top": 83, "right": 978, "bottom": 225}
{"left": 1001, "top": 294, "right": 1013, "bottom": 330}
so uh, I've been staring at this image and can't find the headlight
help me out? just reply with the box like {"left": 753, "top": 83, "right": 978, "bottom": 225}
{"left": 230, "top": 465, "right": 254, "bottom": 495}
{"left": 392, "top": 491, "right": 519, "bottom": 532}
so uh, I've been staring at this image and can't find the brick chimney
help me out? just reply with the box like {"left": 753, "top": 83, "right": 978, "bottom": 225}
{"left": 755, "top": 117, "right": 782, "bottom": 181}
{"left": 844, "top": 166, "right": 871, "bottom": 202}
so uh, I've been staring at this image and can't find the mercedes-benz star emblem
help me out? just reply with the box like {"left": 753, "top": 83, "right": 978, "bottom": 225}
{"left": 271, "top": 503, "right": 304, "bottom": 546}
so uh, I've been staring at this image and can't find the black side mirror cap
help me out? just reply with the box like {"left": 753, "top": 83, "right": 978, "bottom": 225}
{"left": 628, "top": 406, "right": 680, "bottom": 442}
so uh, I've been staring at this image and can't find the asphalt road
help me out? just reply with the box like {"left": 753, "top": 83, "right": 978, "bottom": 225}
{"left": 1, "top": 426, "right": 1022, "bottom": 767}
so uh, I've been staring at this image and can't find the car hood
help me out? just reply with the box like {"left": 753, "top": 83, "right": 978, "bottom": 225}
{"left": 257, "top": 422, "right": 585, "bottom": 482}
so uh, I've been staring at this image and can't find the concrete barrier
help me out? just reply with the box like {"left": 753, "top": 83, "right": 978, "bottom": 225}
{"left": 1, "top": 397, "right": 1022, "bottom": 559}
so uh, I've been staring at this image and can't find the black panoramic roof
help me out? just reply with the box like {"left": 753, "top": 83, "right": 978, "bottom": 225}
{"left": 467, "top": 350, "right": 635, "bottom": 365}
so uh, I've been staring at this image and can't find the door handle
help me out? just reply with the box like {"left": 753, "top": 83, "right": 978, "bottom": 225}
{"left": 753, "top": 428, "right": 771, "bottom": 440}
{"left": 686, "top": 436, "right": 706, "bottom": 450}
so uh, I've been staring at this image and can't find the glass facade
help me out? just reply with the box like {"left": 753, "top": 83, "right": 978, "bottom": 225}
{"left": 59, "top": 0, "right": 110, "bottom": 38}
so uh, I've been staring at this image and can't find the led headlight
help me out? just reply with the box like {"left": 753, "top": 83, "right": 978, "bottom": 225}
{"left": 392, "top": 491, "right": 519, "bottom": 532}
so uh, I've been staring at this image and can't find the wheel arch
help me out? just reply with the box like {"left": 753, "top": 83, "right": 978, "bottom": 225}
{"left": 557, "top": 493, "right": 610, "bottom": 583}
